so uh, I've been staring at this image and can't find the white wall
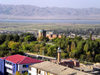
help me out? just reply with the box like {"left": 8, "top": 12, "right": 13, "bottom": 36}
{"left": 5, "top": 63, "right": 13, "bottom": 69}
{"left": 29, "top": 67, "right": 50, "bottom": 75}
{"left": 29, "top": 67, "right": 37, "bottom": 75}
{"left": 6, "top": 69, "right": 13, "bottom": 74}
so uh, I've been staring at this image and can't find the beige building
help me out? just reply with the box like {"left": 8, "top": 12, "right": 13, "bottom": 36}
{"left": 38, "top": 30, "right": 46, "bottom": 38}
{"left": 28, "top": 61, "right": 92, "bottom": 75}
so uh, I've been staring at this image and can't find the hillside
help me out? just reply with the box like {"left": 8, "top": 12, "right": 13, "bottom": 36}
{"left": 0, "top": 4, "right": 100, "bottom": 19}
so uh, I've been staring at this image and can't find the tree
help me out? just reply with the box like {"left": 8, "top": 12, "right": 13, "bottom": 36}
{"left": 76, "top": 41, "right": 84, "bottom": 57}
{"left": 84, "top": 43, "right": 89, "bottom": 53}
{"left": 61, "top": 51, "right": 67, "bottom": 58}
{"left": 16, "top": 71, "right": 21, "bottom": 75}
{"left": 75, "top": 36, "right": 82, "bottom": 40}
{"left": 6, "top": 34, "right": 13, "bottom": 41}
{"left": 70, "top": 49, "right": 79, "bottom": 58}
{"left": 39, "top": 47, "right": 46, "bottom": 55}
{"left": 77, "top": 41, "right": 84, "bottom": 51}
{"left": 80, "top": 54, "right": 86, "bottom": 61}
{"left": 13, "top": 34, "right": 20, "bottom": 42}
{"left": 86, "top": 51, "right": 93, "bottom": 62}
{"left": 24, "top": 35, "right": 36, "bottom": 42}
{"left": 95, "top": 54, "right": 100, "bottom": 62}
{"left": 0, "top": 34, "right": 6, "bottom": 44}
{"left": 0, "top": 41, "right": 9, "bottom": 50}
{"left": 23, "top": 72, "right": 28, "bottom": 75}
{"left": 67, "top": 45, "right": 70, "bottom": 53}
{"left": 71, "top": 41, "right": 76, "bottom": 51}
{"left": 21, "top": 42, "right": 32, "bottom": 51}
{"left": 0, "top": 51, "right": 4, "bottom": 57}
{"left": 89, "top": 33, "right": 92, "bottom": 40}
{"left": 47, "top": 45, "right": 57, "bottom": 57}
{"left": 8, "top": 41, "right": 20, "bottom": 50}
{"left": 34, "top": 44, "right": 41, "bottom": 54}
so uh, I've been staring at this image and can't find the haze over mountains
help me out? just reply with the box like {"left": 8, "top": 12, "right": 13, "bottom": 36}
{"left": 0, "top": 4, "right": 100, "bottom": 20}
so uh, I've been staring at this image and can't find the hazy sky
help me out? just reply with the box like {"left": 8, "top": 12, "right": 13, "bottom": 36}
{"left": 0, "top": 0, "right": 100, "bottom": 8}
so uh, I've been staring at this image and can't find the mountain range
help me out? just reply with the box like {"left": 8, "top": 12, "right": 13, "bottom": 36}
{"left": 0, "top": 4, "right": 100, "bottom": 20}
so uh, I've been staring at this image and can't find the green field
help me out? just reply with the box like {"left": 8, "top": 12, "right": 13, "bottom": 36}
{"left": 0, "top": 22, "right": 100, "bottom": 31}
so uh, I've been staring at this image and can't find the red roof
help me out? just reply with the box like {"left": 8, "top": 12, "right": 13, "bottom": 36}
{"left": 0, "top": 54, "right": 42, "bottom": 64}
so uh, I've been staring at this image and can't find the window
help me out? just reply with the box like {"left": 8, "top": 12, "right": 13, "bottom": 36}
{"left": 23, "top": 65, "right": 29, "bottom": 68}
{"left": 5, "top": 61, "right": 12, "bottom": 65}
{"left": 37, "top": 69, "right": 41, "bottom": 74}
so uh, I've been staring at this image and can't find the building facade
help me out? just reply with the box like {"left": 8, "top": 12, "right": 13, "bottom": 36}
{"left": 0, "top": 54, "right": 42, "bottom": 75}
{"left": 38, "top": 30, "right": 46, "bottom": 38}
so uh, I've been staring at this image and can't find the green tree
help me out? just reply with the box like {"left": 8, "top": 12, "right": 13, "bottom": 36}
{"left": 84, "top": 42, "right": 89, "bottom": 52}
{"left": 38, "top": 36, "right": 49, "bottom": 42}
{"left": 86, "top": 51, "right": 93, "bottom": 62}
{"left": 89, "top": 33, "right": 92, "bottom": 40}
{"left": 34, "top": 44, "right": 41, "bottom": 54}
{"left": 21, "top": 42, "right": 32, "bottom": 51}
{"left": 8, "top": 41, "right": 20, "bottom": 50}
{"left": 95, "top": 54, "right": 100, "bottom": 62}
{"left": 67, "top": 45, "right": 70, "bottom": 53}
{"left": 16, "top": 71, "right": 21, "bottom": 75}
{"left": 24, "top": 35, "right": 36, "bottom": 42}
{"left": 47, "top": 45, "right": 57, "bottom": 57}
{"left": 71, "top": 41, "right": 76, "bottom": 51}
{"left": 0, "top": 34, "right": 6, "bottom": 44}
{"left": 23, "top": 72, "right": 28, "bottom": 75}
{"left": 0, "top": 41, "right": 9, "bottom": 50}
{"left": 80, "top": 54, "right": 86, "bottom": 61}
{"left": 6, "top": 34, "right": 13, "bottom": 41}
{"left": 39, "top": 47, "right": 46, "bottom": 55}
{"left": 13, "top": 34, "right": 20, "bottom": 42}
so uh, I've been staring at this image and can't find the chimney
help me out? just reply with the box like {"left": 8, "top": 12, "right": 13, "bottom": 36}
{"left": 57, "top": 47, "right": 61, "bottom": 64}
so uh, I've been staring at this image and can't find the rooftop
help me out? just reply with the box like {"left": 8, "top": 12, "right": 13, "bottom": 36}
{"left": 30, "top": 61, "right": 92, "bottom": 75}
{"left": 0, "top": 54, "right": 42, "bottom": 64}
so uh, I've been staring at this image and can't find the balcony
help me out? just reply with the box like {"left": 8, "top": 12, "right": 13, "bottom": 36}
{"left": 6, "top": 69, "right": 13, "bottom": 74}
{"left": 5, "top": 63, "right": 13, "bottom": 69}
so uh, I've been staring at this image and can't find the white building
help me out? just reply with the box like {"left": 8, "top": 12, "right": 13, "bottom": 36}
{"left": 28, "top": 61, "right": 91, "bottom": 75}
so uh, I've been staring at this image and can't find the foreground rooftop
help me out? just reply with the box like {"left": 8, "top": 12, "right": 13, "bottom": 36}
{"left": 30, "top": 61, "right": 92, "bottom": 75}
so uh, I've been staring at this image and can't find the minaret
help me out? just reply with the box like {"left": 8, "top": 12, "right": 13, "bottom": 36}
{"left": 57, "top": 47, "right": 61, "bottom": 64}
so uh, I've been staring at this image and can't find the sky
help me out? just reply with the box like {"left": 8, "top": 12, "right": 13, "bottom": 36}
{"left": 0, "top": 0, "right": 100, "bottom": 8}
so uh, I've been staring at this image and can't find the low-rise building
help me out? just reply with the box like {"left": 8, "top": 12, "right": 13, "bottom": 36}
{"left": 46, "top": 34, "right": 63, "bottom": 40}
{"left": 0, "top": 54, "right": 42, "bottom": 75}
{"left": 28, "top": 61, "right": 91, "bottom": 75}
{"left": 60, "top": 58, "right": 80, "bottom": 68}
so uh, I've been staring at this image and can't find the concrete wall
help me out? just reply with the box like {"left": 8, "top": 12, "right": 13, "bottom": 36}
{"left": 29, "top": 67, "right": 54, "bottom": 75}
{"left": 29, "top": 67, "right": 37, "bottom": 75}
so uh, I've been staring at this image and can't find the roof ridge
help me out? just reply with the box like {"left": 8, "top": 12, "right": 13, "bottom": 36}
{"left": 17, "top": 56, "right": 27, "bottom": 64}
{"left": 4, "top": 56, "right": 8, "bottom": 60}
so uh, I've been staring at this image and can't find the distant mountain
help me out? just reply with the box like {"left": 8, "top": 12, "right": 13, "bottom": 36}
{"left": 0, "top": 4, "right": 100, "bottom": 20}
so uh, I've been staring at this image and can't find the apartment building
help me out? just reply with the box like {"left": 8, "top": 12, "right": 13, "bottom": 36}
{"left": 0, "top": 54, "right": 42, "bottom": 75}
